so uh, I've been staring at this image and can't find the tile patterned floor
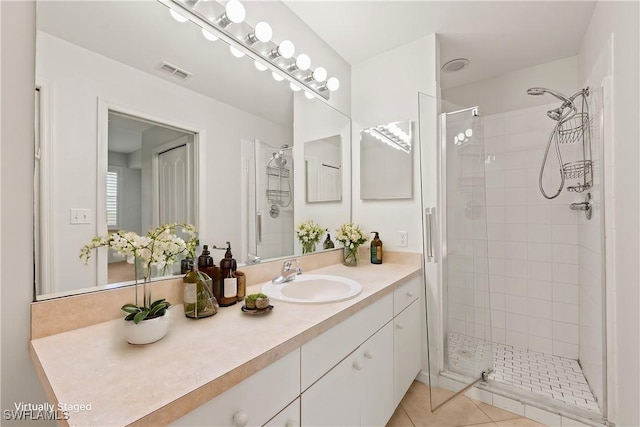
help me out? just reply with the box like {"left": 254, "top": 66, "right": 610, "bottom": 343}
{"left": 387, "top": 380, "right": 547, "bottom": 427}
{"left": 448, "top": 333, "right": 600, "bottom": 413}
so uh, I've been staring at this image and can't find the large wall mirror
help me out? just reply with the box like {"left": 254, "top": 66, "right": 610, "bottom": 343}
{"left": 34, "top": 1, "right": 351, "bottom": 300}
{"left": 360, "top": 120, "right": 413, "bottom": 200}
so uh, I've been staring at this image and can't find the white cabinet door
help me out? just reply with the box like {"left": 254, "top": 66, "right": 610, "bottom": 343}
{"left": 264, "top": 397, "right": 300, "bottom": 427}
{"left": 360, "top": 322, "right": 394, "bottom": 427}
{"left": 301, "top": 350, "right": 361, "bottom": 426}
{"left": 394, "top": 300, "right": 422, "bottom": 406}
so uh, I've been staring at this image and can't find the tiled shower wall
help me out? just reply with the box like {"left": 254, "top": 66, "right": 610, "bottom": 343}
{"left": 484, "top": 104, "right": 584, "bottom": 359}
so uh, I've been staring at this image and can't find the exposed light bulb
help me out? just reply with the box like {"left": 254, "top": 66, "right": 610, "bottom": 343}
{"left": 458, "top": 132, "right": 465, "bottom": 141}
{"left": 254, "top": 60, "right": 267, "bottom": 71}
{"left": 272, "top": 72, "right": 284, "bottom": 82}
{"left": 254, "top": 22, "right": 272, "bottom": 43}
{"left": 289, "top": 82, "right": 301, "bottom": 92}
{"left": 229, "top": 46, "right": 245, "bottom": 58}
{"left": 170, "top": 9, "right": 188, "bottom": 23}
{"left": 465, "top": 128, "right": 473, "bottom": 138}
{"left": 278, "top": 40, "right": 295, "bottom": 59}
{"left": 326, "top": 77, "right": 340, "bottom": 92}
{"left": 295, "top": 54, "right": 311, "bottom": 71}
{"left": 304, "top": 91, "right": 315, "bottom": 100}
{"left": 313, "top": 67, "right": 327, "bottom": 82}
{"left": 226, "top": 0, "right": 245, "bottom": 24}
{"left": 201, "top": 28, "right": 218, "bottom": 42}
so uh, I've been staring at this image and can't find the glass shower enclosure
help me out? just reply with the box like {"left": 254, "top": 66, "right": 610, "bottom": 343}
{"left": 420, "top": 93, "right": 493, "bottom": 410}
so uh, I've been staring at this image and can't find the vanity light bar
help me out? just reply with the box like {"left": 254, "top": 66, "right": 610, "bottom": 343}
{"left": 160, "top": 0, "right": 338, "bottom": 101}
{"left": 364, "top": 128, "right": 411, "bottom": 154}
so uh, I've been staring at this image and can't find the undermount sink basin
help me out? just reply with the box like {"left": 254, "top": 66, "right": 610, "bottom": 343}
{"left": 262, "top": 274, "right": 362, "bottom": 304}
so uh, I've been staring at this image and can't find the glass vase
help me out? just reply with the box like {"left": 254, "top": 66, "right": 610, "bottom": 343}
{"left": 343, "top": 246, "right": 359, "bottom": 266}
{"left": 302, "top": 242, "right": 316, "bottom": 254}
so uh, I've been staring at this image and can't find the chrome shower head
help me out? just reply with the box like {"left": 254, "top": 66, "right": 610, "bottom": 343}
{"left": 527, "top": 87, "right": 577, "bottom": 121}
{"left": 526, "top": 87, "right": 572, "bottom": 105}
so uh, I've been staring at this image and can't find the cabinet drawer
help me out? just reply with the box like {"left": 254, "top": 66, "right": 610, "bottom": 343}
{"left": 301, "top": 292, "right": 393, "bottom": 391}
{"left": 170, "top": 349, "right": 300, "bottom": 427}
{"left": 394, "top": 276, "right": 420, "bottom": 315}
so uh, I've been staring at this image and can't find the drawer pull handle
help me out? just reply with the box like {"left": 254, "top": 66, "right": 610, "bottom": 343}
{"left": 285, "top": 419, "right": 298, "bottom": 427}
{"left": 364, "top": 349, "right": 374, "bottom": 359}
{"left": 407, "top": 291, "right": 415, "bottom": 298}
{"left": 353, "top": 359, "right": 363, "bottom": 371}
{"left": 396, "top": 323, "right": 405, "bottom": 330}
{"left": 233, "top": 411, "right": 249, "bottom": 427}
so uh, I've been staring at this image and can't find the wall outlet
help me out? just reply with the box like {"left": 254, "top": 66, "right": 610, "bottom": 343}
{"left": 70, "top": 208, "right": 91, "bottom": 225}
{"left": 398, "top": 231, "right": 408, "bottom": 247}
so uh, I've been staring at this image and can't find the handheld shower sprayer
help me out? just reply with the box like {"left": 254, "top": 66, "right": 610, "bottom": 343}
{"left": 526, "top": 87, "right": 577, "bottom": 121}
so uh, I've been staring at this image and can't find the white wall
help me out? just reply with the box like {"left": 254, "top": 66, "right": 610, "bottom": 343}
{"left": 352, "top": 35, "right": 438, "bottom": 253}
{"left": 443, "top": 56, "right": 579, "bottom": 116}
{"left": 482, "top": 104, "right": 584, "bottom": 361}
{"left": 577, "top": 2, "right": 640, "bottom": 425}
{"left": 37, "top": 32, "right": 291, "bottom": 293}
{"left": 1, "top": 1, "right": 52, "bottom": 424}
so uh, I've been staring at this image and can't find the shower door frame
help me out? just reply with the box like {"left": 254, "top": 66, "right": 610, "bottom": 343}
{"left": 429, "top": 105, "right": 494, "bottom": 410}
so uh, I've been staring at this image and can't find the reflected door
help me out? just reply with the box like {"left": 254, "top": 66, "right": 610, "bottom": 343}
{"left": 158, "top": 143, "right": 188, "bottom": 224}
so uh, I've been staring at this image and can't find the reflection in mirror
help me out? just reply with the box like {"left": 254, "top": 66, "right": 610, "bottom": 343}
{"left": 105, "top": 112, "right": 196, "bottom": 285}
{"left": 305, "top": 135, "right": 342, "bottom": 203}
{"left": 33, "top": 1, "right": 351, "bottom": 300}
{"left": 360, "top": 120, "right": 413, "bottom": 200}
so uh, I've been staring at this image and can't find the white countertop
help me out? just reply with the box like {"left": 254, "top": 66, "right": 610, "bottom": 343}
{"left": 30, "top": 261, "right": 421, "bottom": 426}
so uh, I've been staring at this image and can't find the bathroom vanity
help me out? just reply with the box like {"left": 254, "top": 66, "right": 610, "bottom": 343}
{"left": 30, "top": 257, "right": 422, "bottom": 426}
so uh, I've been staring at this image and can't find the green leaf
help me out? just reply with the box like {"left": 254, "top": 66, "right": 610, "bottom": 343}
{"left": 149, "top": 303, "right": 168, "bottom": 316}
{"left": 121, "top": 304, "right": 141, "bottom": 314}
{"left": 149, "top": 299, "right": 166, "bottom": 309}
{"left": 133, "top": 310, "right": 148, "bottom": 324}
{"left": 124, "top": 313, "right": 136, "bottom": 321}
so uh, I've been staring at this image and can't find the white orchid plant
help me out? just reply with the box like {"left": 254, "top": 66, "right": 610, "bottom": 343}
{"left": 295, "top": 219, "right": 324, "bottom": 254}
{"left": 80, "top": 223, "right": 197, "bottom": 322}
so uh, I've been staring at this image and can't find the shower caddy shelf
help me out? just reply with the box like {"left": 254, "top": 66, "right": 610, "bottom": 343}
{"left": 537, "top": 87, "right": 594, "bottom": 198}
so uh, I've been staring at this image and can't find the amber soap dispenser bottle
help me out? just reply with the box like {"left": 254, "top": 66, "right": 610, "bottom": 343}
{"left": 370, "top": 232, "right": 383, "bottom": 264}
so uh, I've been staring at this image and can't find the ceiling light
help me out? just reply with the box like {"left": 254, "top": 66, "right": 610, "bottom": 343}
{"left": 270, "top": 40, "right": 295, "bottom": 59}
{"left": 201, "top": 28, "right": 218, "bottom": 42}
{"left": 216, "top": 0, "right": 245, "bottom": 27}
{"left": 166, "top": 0, "right": 339, "bottom": 100}
{"left": 325, "top": 77, "right": 340, "bottom": 92}
{"left": 312, "top": 67, "right": 327, "bottom": 82}
{"left": 246, "top": 21, "right": 272, "bottom": 44}
{"left": 229, "top": 46, "right": 245, "bottom": 58}
{"left": 170, "top": 9, "right": 189, "bottom": 23}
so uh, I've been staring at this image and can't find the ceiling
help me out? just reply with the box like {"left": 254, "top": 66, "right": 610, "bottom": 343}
{"left": 37, "top": 0, "right": 597, "bottom": 127}
{"left": 283, "top": 1, "right": 597, "bottom": 89}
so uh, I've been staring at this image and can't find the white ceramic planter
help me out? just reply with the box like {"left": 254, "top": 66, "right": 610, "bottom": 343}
{"left": 123, "top": 314, "right": 170, "bottom": 345}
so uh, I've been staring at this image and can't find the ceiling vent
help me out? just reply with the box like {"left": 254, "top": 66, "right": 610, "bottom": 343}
{"left": 441, "top": 58, "right": 470, "bottom": 73}
{"left": 157, "top": 62, "right": 192, "bottom": 80}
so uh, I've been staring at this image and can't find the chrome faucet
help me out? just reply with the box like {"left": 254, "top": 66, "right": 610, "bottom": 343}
{"left": 271, "top": 259, "right": 302, "bottom": 284}
{"left": 246, "top": 253, "right": 262, "bottom": 264}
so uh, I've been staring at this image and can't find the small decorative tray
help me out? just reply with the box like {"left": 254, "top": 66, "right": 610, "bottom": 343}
{"left": 241, "top": 305, "right": 274, "bottom": 315}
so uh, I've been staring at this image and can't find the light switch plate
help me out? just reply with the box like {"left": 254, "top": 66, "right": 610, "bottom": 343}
{"left": 70, "top": 208, "right": 91, "bottom": 224}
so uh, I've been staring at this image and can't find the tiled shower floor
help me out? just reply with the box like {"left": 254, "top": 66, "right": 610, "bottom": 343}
{"left": 448, "top": 333, "right": 601, "bottom": 413}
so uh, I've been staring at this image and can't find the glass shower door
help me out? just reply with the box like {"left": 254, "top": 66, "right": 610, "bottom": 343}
{"left": 421, "top": 95, "right": 493, "bottom": 411}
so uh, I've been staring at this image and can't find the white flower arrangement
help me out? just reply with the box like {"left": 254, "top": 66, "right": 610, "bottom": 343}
{"left": 295, "top": 220, "right": 324, "bottom": 253}
{"left": 335, "top": 222, "right": 368, "bottom": 266}
{"left": 335, "top": 222, "right": 368, "bottom": 248}
{"left": 80, "top": 223, "right": 198, "bottom": 311}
